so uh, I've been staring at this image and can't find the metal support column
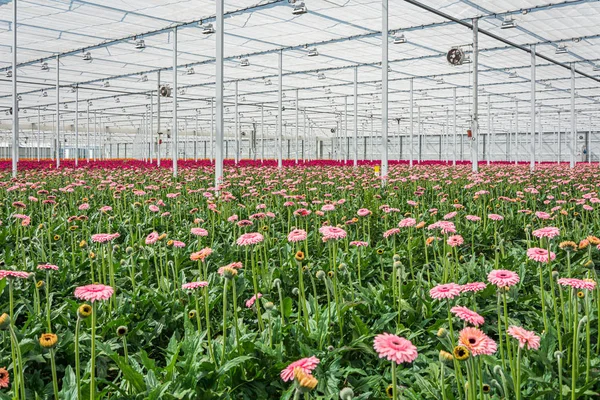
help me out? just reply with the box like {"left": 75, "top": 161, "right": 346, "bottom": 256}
{"left": 75, "top": 86, "right": 79, "bottom": 166}
{"left": 410, "top": 78, "right": 414, "bottom": 167}
{"left": 157, "top": 71, "right": 161, "bottom": 167}
{"left": 471, "top": 18, "right": 479, "bottom": 173}
{"left": 11, "top": 0, "right": 18, "bottom": 177}
{"left": 235, "top": 80, "right": 239, "bottom": 164}
{"left": 381, "top": 0, "right": 389, "bottom": 180}
{"left": 453, "top": 87, "right": 457, "bottom": 165}
{"left": 277, "top": 50, "right": 283, "bottom": 168}
{"left": 56, "top": 55, "right": 60, "bottom": 168}
{"left": 172, "top": 27, "right": 178, "bottom": 177}
{"left": 215, "top": 0, "right": 224, "bottom": 186}
{"left": 295, "top": 89, "right": 299, "bottom": 164}
{"left": 353, "top": 66, "right": 358, "bottom": 166}
{"left": 530, "top": 44, "right": 536, "bottom": 171}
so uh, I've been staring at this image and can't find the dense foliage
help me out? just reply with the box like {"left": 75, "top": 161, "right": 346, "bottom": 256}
{"left": 0, "top": 160, "right": 598, "bottom": 399}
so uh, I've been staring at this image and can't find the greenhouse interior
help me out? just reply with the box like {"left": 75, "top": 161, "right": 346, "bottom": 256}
{"left": 1, "top": 0, "right": 600, "bottom": 399}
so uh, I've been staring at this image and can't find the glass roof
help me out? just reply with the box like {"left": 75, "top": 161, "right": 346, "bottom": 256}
{"left": 0, "top": 0, "right": 599, "bottom": 140}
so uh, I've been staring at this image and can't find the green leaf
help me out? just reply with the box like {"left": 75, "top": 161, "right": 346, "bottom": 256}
{"left": 217, "top": 355, "right": 254, "bottom": 375}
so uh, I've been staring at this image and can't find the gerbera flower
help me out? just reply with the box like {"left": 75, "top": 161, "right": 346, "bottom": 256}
{"left": 145, "top": 231, "right": 159, "bottom": 244}
{"left": 182, "top": 281, "right": 208, "bottom": 290}
{"left": 245, "top": 293, "right": 262, "bottom": 308}
{"left": 236, "top": 232, "right": 265, "bottom": 246}
{"left": 280, "top": 356, "right": 320, "bottom": 382}
{"left": 531, "top": 227, "right": 560, "bottom": 239}
{"left": 37, "top": 264, "right": 58, "bottom": 271}
{"left": 487, "top": 269, "right": 520, "bottom": 288}
{"left": 447, "top": 235, "right": 464, "bottom": 247}
{"left": 459, "top": 282, "right": 487, "bottom": 293}
{"left": 451, "top": 306, "right": 484, "bottom": 326}
{"left": 190, "top": 227, "right": 208, "bottom": 237}
{"left": 74, "top": 284, "right": 114, "bottom": 302}
{"left": 190, "top": 247, "right": 212, "bottom": 261}
{"left": 458, "top": 327, "right": 497, "bottom": 356}
{"left": 526, "top": 247, "right": 556, "bottom": 263}
{"left": 557, "top": 278, "right": 596, "bottom": 291}
{"left": 288, "top": 229, "right": 308, "bottom": 243}
{"left": 91, "top": 233, "right": 120, "bottom": 243}
{"left": 507, "top": 326, "right": 541, "bottom": 350}
{"left": 319, "top": 226, "right": 347, "bottom": 241}
{"left": 429, "top": 283, "right": 461, "bottom": 300}
{"left": 398, "top": 218, "right": 416, "bottom": 228}
{"left": 373, "top": 333, "right": 418, "bottom": 364}
{"left": 0, "top": 367, "right": 9, "bottom": 388}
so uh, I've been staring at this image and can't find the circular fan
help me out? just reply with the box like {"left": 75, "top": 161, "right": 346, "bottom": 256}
{"left": 447, "top": 47, "right": 465, "bottom": 66}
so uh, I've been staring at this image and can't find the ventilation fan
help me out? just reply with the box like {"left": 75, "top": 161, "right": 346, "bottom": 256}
{"left": 447, "top": 47, "right": 466, "bottom": 66}
{"left": 159, "top": 85, "right": 172, "bottom": 97}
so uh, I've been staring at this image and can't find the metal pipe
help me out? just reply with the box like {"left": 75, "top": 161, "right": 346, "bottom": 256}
{"left": 11, "top": 0, "right": 18, "bottom": 177}
{"left": 277, "top": 50, "right": 283, "bottom": 168}
{"left": 381, "top": 0, "right": 389, "bottom": 180}
{"left": 56, "top": 55, "right": 60, "bottom": 168}
{"left": 215, "top": 0, "right": 224, "bottom": 186}
{"left": 530, "top": 44, "right": 536, "bottom": 171}
{"left": 471, "top": 18, "right": 479, "bottom": 173}
{"left": 173, "top": 27, "right": 178, "bottom": 177}
{"left": 410, "top": 78, "right": 413, "bottom": 167}
{"left": 75, "top": 86, "right": 79, "bottom": 166}
{"left": 296, "top": 89, "right": 299, "bottom": 164}
{"left": 235, "top": 80, "right": 239, "bottom": 164}
{"left": 452, "top": 87, "right": 456, "bottom": 165}
{"left": 354, "top": 66, "right": 358, "bottom": 166}
{"left": 157, "top": 70, "right": 161, "bottom": 167}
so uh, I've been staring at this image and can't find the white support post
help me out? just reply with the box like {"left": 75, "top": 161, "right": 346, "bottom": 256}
{"left": 260, "top": 105, "right": 264, "bottom": 162}
{"left": 487, "top": 95, "right": 490, "bottom": 165}
{"left": 410, "top": 78, "right": 414, "bottom": 167}
{"left": 172, "top": 27, "right": 178, "bottom": 177}
{"left": 215, "top": 0, "right": 224, "bottom": 186}
{"left": 235, "top": 80, "right": 239, "bottom": 164}
{"left": 295, "top": 89, "right": 299, "bottom": 164}
{"left": 452, "top": 87, "right": 457, "bottom": 165}
{"left": 515, "top": 101, "right": 519, "bottom": 165}
{"left": 471, "top": 18, "right": 479, "bottom": 173}
{"left": 11, "top": 0, "right": 18, "bottom": 177}
{"left": 56, "top": 54, "right": 60, "bottom": 168}
{"left": 86, "top": 101, "right": 90, "bottom": 162}
{"left": 589, "top": 115, "right": 592, "bottom": 164}
{"left": 353, "top": 66, "right": 358, "bottom": 166}
{"left": 37, "top": 107, "right": 41, "bottom": 162}
{"left": 570, "top": 64, "right": 576, "bottom": 169}
{"left": 157, "top": 70, "right": 161, "bottom": 167}
{"left": 381, "top": 0, "right": 389, "bottom": 180}
{"left": 530, "top": 45, "right": 536, "bottom": 171}
{"left": 277, "top": 50, "right": 283, "bottom": 168}
{"left": 557, "top": 112, "right": 561, "bottom": 164}
{"left": 75, "top": 86, "right": 79, "bottom": 166}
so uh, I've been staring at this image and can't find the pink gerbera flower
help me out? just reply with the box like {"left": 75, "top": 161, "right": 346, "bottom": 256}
{"left": 182, "top": 281, "right": 208, "bottom": 290}
{"left": 373, "top": 333, "right": 418, "bottom": 364}
{"left": 465, "top": 215, "right": 481, "bottom": 222}
{"left": 451, "top": 306, "right": 484, "bottom": 326}
{"left": 531, "top": 227, "right": 560, "bottom": 239}
{"left": 287, "top": 229, "right": 308, "bottom": 243}
{"left": 447, "top": 235, "right": 464, "bottom": 247}
{"left": 91, "top": 233, "right": 120, "bottom": 243}
{"left": 245, "top": 293, "right": 262, "bottom": 308}
{"left": 429, "top": 283, "right": 461, "bottom": 300}
{"left": 237, "top": 232, "right": 264, "bottom": 246}
{"left": 350, "top": 241, "right": 368, "bottom": 247}
{"left": 145, "top": 231, "right": 159, "bottom": 245}
{"left": 172, "top": 240, "right": 186, "bottom": 248}
{"left": 383, "top": 228, "right": 401, "bottom": 238}
{"left": 507, "top": 326, "right": 541, "bottom": 350}
{"left": 398, "top": 218, "right": 416, "bottom": 228}
{"left": 357, "top": 208, "right": 371, "bottom": 217}
{"left": 487, "top": 269, "right": 520, "bottom": 288}
{"left": 280, "top": 356, "right": 320, "bottom": 382}
{"left": 74, "top": 284, "right": 114, "bottom": 302}
{"left": 459, "top": 327, "right": 497, "bottom": 356}
{"left": 526, "top": 247, "right": 556, "bottom": 263}
{"left": 557, "top": 278, "right": 596, "bottom": 291}
{"left": 0, "top": 270, "right": 31, "bottom": 280}
{"left": 488, "top": 214, "right": 504, "bottom": 221}
{"left": 460, "top": 282, "right": 487, "bottom": 293}
{"left": 319, "top": 226, "right": 347, "bottom": 241}
{"left": 37, "top": 264, "right": 59, "bottom": 271}
{"left": 191, "top": 227, "right": 209, "bottom": 237}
